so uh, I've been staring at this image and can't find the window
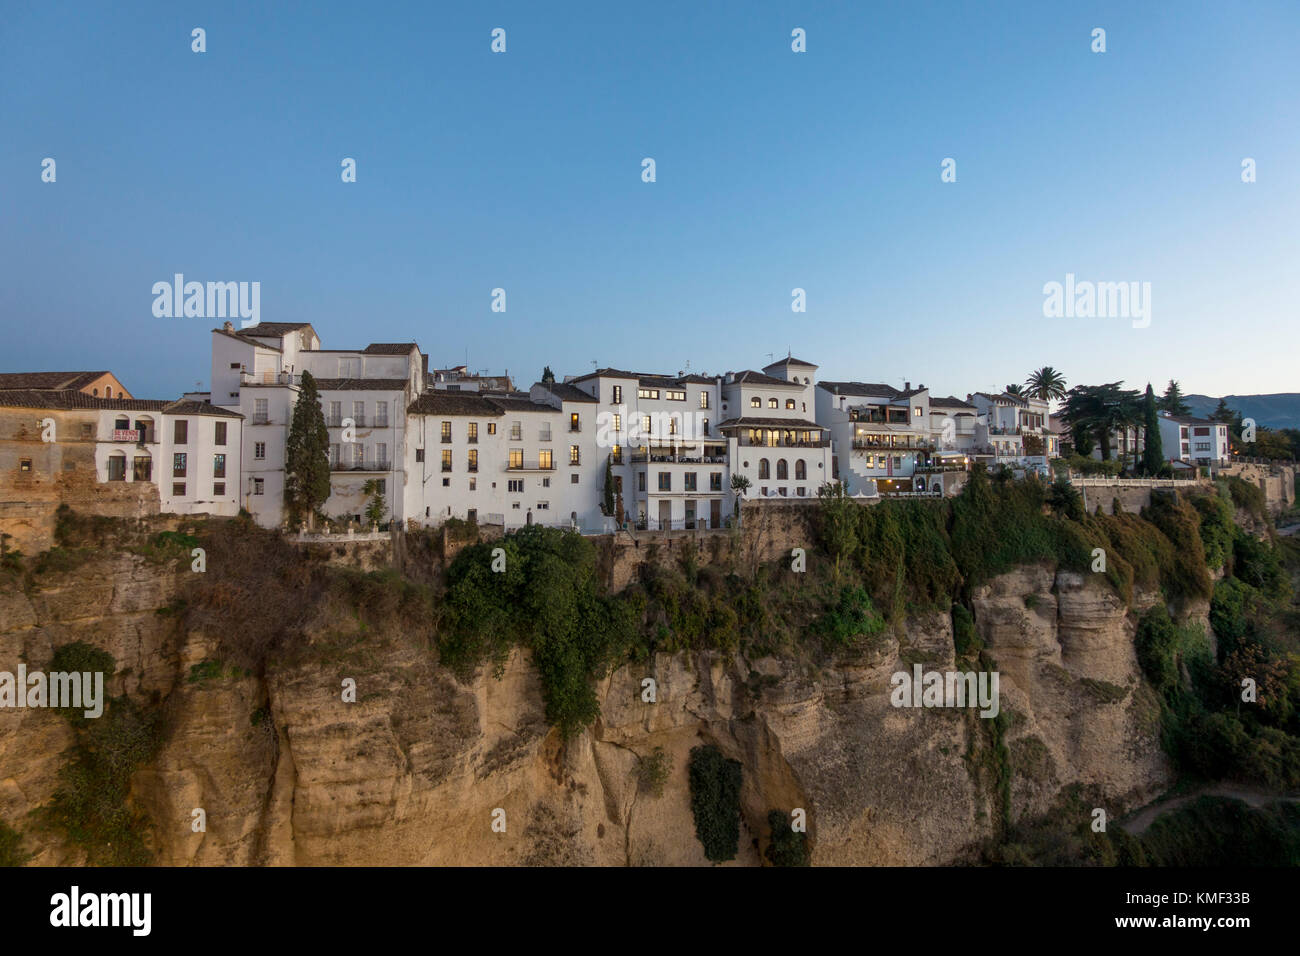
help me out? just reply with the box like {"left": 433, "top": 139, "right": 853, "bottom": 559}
{"left": 250, "top": 398, "right": 267, "bottom": 424}
{"left": 570, "top": 445, "right": 580, "bottom": 465}
{"left": 658, "top": 472, "right": 671, "bottom": 491}
{"left": 539, "top": 449, "right": 553, "bottom": 469}
{"left": 253, "top": 478, "right": 264, "bottom": 496}
{"left": 768, "top": 398, "right": 778, "bottom": 408}
{"left": 230, "top": 362, "right": 241, "bottom": 369}
{"left": 702, "top": 418, "right": 709, "bottom": 437}
{"left": 214, "top": 482, "right": 225, "bottom": 495}
{"left": 570, "top": 413, "right": 580, "bottom": 432}
{"left": 512, "top": 501, "right": 521, "bottom": 510}
{"left": 108, "top": 456, "right": 126, "bottom": 481}
{"left": 668, "top": 418, "right": 678, "bottom": 436}
{"left": 797, "top": 487, "right": 806, "bottom": 497}
{"left": 612, "top": 385, "right": 623, "bottom": 404}
{"left": 641, "top": 415, "right": 652, "bottom": 437}
{"left": 700, "top": 391, "right": 709, "bottom": 409}
{"left": 542, "top": 477, "right": 550, "bottom": 487}
{"left": 509, "top": 449, "right": 523, "bottom": 469}
{"left": 415, "top": 447, "right": 424, "bottom": 462}
{"left": 19, "top": 458, "right": 32, "bottom": 472}
{"left": 329, "top": 401, "right": 342, "bottom": 426}
{"left": 353, "top": 444, "right": 364, "bottom": 466}
{"left": 508, "top": 479, "right": 524, "bottom": 493}
{"left": 468, "top": 422, "right": 478, "bottom": 443}
{"left": 612, "top": 444, "right": 623, "bottom": 464}
{"left": 684, "top": 472, "right": 697, "bottom": 491}
{"left": 329, "top": 444, "right": 340, "bottom": 467}
{"left": 173, "top": 453, "right": 187, "bottom": 477}
{"left": 468, "top": 449, "right": 478, "bottom": 472}
{"left": 81, "top": 423, "right": 93, "bottom": 440}
{"left": 785, "top": 399, "right": 795, "bottom": 410}
{"left": 442, "top": 478, "right": 450, "bottom": 487}
{"left": 133, "top": 457, "right": 151, "bottom": 481}
{"left": 759, "top": 459, "right": 770, "bottom": 479}
{"left": 795, "top": 460, "right": 806, "bottom": 480}
{"left": 351, "top": 401, "right": 365, "bottom": 427}
{"left": 469, "top": 479, "right": 476, "bottom": 491}
{"left": 254, "top": 441, "right": 266, "bottom": 460}
{"left": 106, "top": 387, "right": 112, "bottom": 398}
{"left": 377, "top": 443, "right": 388, "bottom": 466}
{"left": 215, "top": 421, "right": 227, "bottom": 445}
{"left": 611, "top": 413, "right": 621, "bottom": 436}
{"left": 213, "top": 454, "right": 226, "bottom": 478}
{"left": 894, "top": 456, "right": 902, "bottom": 469}
{"left": 442, "top": 449, "right": 452, "bottom": 472}
{"left": 376, "top": 402, "right": 388, "bottom": 427}
{"left": 638, "top": 472, "right": 646, "bottom": 492}
{"left": 710, "top": 472, "right": 722, "bottom": 491}
{"left": 174, "top": 420, "right": 188, "bottom": 444}
{"left": 487, "top": 422, "right": 497, "bottom": 435}
{"left": 172, "top": 483, "right": 186, "bottom": 496}
{"left": 537, "top": 501, "right": 550, "bottom": 511}
{"left": 638, "top": 388, "right": 659, "bottom": 400}
{"left": 510, "top": 421, "right": 521, "bottom": 441}
{"left": 540, "top": 423, "right": 552, "bottom": 442}
{"left": 571, "top": 473, "right": 579, "bottom": 484}
{"left": 441, "top": 421, "right": 452, "bottom": 443}
{"left": 750, "top": 397, "right": 761, "bottom": 408}
{"left": 777, "top": 459, "right": 788, "bottom": 480}
{"left": 666, "top": 389, "right": 685, "bottom": 402}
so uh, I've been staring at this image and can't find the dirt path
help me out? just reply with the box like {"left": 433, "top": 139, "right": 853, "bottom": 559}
{"left": 1118, "top": 783, "right": 1300, "bottom": 835}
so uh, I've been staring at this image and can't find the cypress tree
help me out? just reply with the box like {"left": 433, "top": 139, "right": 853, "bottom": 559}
{"left": 601, "top": 455, "right": 615, "bottom": 517}
{"left": 285, "top": 370, "right": 332, "bottom": 525}
{"left": 1142, "top": 383, "right": 1164, "bottom": 475}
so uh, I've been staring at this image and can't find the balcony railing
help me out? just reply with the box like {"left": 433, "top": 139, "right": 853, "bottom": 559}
{"left": 331, "top": 460, "right": 391, "bottom": 472}
{"left": 506, "top": 463, "right": 555, "bottom": 471}
{"left": 851, "top": 439, "right": 933, "bottom": 452}
{"left": 630, "top": 453, "right": 728, "bottom": 464}
{"left": 736, "top": 437, "right": 829, "bottom": 448}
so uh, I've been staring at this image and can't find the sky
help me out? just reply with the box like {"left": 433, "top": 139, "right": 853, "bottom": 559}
{"left": 2, "top": 0, "right": 1298, "bottom": 401}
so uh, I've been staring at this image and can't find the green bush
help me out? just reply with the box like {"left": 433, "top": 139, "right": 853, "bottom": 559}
{"left": 815, "top": 586, "right": 886, "bottom": 650}
{"left": 952, "top": 603, "right": 981, "bottom": 657}
{"left": 688, "top": 745, "right": 743, "bottom": 863}
{"left": 636, "top": 746, "right": 671, "bottom": 798}
{"left": 0, "top": 819, "right": 29, "bottom": 867}
{"left": 764, "top": 810, "right": 810, "bottom": 866}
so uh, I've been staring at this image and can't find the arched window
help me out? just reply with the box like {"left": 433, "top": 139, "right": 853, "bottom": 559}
{"left": 785, "top": 399, "right": 795, "bottom": 409}
{"left": 795, "top": 460, "right": 806, "bottom": 480}
{"left": 759, "top": 458, "right": 770, "bottom": 479}
{"left": 777, "top": 459, "right": 788, "bottom": 480}
{"left": 115, "top": 416, "right": 130, "bottom": 430}
{"left": 93, "top": 388, "right": 99, "bottom": 396}
{"left": 105, "top": 387, "right": 112, "bottom": 398}
{"left": 768, "top": 397, "right": 778, "bottom": 408}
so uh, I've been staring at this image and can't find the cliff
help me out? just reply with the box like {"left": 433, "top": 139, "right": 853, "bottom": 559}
{"left": 0, "top": 532, "right": 1177, "bottom": 866}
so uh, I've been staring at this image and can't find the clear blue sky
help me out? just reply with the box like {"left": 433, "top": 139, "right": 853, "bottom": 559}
{"left": 3, "top": 0, "right": 1297, "bottom": 400}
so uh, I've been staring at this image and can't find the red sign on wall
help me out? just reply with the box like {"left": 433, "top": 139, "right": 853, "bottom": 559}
{"left": 113, "top": 429, "right": 140, "bottom": 442}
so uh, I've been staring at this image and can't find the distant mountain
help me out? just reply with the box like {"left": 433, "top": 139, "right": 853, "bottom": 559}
{"left": 1184, "top": 394, "right": 1300, "bottom": 431}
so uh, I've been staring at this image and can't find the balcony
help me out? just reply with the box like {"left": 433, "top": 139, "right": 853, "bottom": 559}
{"left": 331, "top": 460, "right": 391, "bottom": 472}
{"left": 630, "top": 452, "right": 728, "bottom": 464}
{"left": 736, "top": 437, "right": 829, "bottom": 448}
{"left": 851, "top": 439, "right": 933, "bottom": 452}
{"left": 506, "top": 463, "right": 555, "bottom": 472}
{"left": 986, "top": 426, "right": 1022, "bottom": 436}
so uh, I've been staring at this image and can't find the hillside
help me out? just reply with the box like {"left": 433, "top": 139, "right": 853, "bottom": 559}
{"left": 1186, "top": 393, "right": 1300, "bottom": 430}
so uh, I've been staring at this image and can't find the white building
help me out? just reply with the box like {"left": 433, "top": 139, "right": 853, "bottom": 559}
{"left": 1157, "top": 412, "right": 1230, "bottom": 467}
{"left": 816, "top": 380, "right": 933, "bottom": 495}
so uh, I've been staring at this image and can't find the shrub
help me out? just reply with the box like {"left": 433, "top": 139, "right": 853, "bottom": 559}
{"left": 0, "top": 819, "right": 28, "bottom": 867}
{"left": 687, "top": 745, "right": 743, "bottom": 862}
{"left": 815, "top": 586, "right": 886, "bottom": 650}
{"left": 636, "top": 746, "right": 671, "bottom": 798}
{"left": 764, "top": 810, "right": 810, "bottom": 866}
{"left": 952, "top": 603, "right": 981, "bottom": 657}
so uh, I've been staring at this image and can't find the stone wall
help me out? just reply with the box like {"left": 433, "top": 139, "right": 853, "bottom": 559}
{"left": 0, "top": 407, "right": 159, "bottom": 554}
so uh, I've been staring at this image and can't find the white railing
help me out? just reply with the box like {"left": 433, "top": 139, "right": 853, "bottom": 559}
{"left": 1067, "top": 476, "right": 1203, "bottom": 488}
{"left": 294, "top": 525, "right": 388, "bottom": 542}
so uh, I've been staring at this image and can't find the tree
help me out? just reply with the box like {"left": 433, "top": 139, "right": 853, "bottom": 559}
{"left": 1024, "top": 366, "right": 1067, "bottom": 402}
{"left": 284, "top": 370, "right": 332, "bottom": 526}
{"left": 730, "top": 473, "right": 751, "bottom": 517}
{"left": 1141, "top": 384, "right": 1164, "bottom": 475}
{"left": 1004, "top": 383, "right": 1025, "bottom": 397}
{"left": 1060, "top": 383, "right": 1142, "bottom": 462}
{"left": 601, "top": 455, "right": 615, "bottom": 517}
{"left": 362, "top": 479, "right": 387, "bottom": 528}
{"left": 1046, "top": 477, "right": 1084, "bottom": 520}
{"left": 817, "top": 481, "right": 858, "bottom": 581}
{"left": 1158, "top": 380, "right": 1191, "bottom": 416}
{"left": 541, "top": 366, "right": 555, "bottom": 384}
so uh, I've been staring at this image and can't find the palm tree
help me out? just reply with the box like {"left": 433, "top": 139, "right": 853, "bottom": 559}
{"left": 1024, "top": 367, "right": 1068, "bottom": 403}
{"left": 729, "top": 473, "right": 751, "bottom": 519}
{"left": 1004, "top": 383, "right": 1025, "bottom": 397}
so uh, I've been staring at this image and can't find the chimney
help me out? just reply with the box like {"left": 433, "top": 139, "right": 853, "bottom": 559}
{"left": 904, "top": 381, "right": 911, "bottom": 391}
{"left": 223, "top": 321, "right": 234, "bottom": 332}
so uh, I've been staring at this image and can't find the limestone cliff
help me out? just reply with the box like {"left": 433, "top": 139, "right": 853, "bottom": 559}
{"left": 0, "top": 541, "right": 1178, "bottom": 866}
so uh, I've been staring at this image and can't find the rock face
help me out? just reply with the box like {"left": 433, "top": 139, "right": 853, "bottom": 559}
{"left": 0, "top": 551, "right": 1177, "bottom": 866}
